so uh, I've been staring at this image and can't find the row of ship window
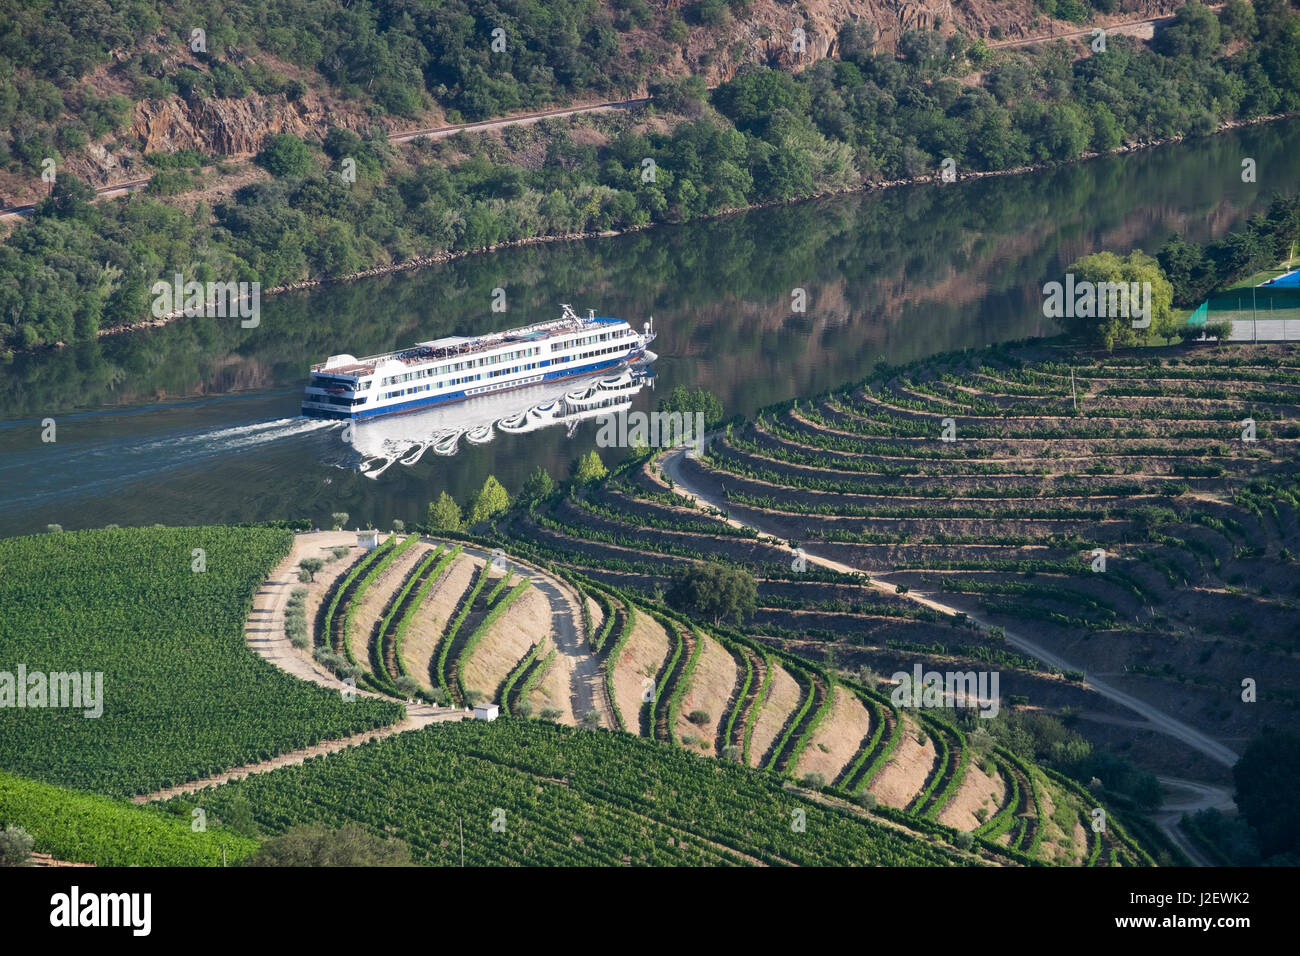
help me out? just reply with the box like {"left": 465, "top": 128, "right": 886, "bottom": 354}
{"left": 553, "top": 328, "right": 633, "bottom": 352}
{"left": 311, "top": 395, "right": 363, "bottom": 407}
{"left": 379, "top": 346, "right": 542, "bottom": 386}
{"left": 381, "top": 361, "right": 541, "bottom": 399}
{"left": 554, "top": 342, "right": 631, "bottom": 364}
{"left": 367, "top": 330, "right": 632, "bottom": 392}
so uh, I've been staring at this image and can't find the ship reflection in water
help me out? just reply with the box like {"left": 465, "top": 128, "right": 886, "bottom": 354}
{"left": 339, "top": 357, "right": 656, "bottom": 477}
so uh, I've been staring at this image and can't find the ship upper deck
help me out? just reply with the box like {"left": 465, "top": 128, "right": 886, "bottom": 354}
{"left": 312, "top": 311, "right": 626, "bottom": 377}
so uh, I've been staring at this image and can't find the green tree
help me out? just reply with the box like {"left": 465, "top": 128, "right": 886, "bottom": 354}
{"left": 1157, "top": 233, "right": 1219, "bottom": 306}
{"left": 40, "top": 175, "right": 96, "bottom": 221}
{"left": 837, "top": 21, "right": 876, "bottom": 68}
{"left": 1050, "top": 250, "right": 1175, "bottom": 347}
{"left": 257, "top": 134, "right": 313, "bottom": 178}
{"left": 662, "top": 17, "right": 688, "bottom": 44}
{"left": 1219, "top": 0, "right": 1258, "bottom": 41}
{"left": 331, "top": 512, "right": 349, "bottom": 530}
{"left": 657, "top": 385, "right": 724, "bottom": 426}
{"left": 467, "top": 475, "right": 510, "bottom": 525}
{"left": 1037, "top": 102, "right": 1090, "bottom": 163}
{"left": 711, "top": 67, "right": 811, "bottom": 133}
{"left": 0, "top": 825, "right": 34, "bottom": 866}
{"left": 571, "top": 450, "right": 607, "bottom": 484}
{"left": 426, "top": 491, "right": 462, "bottom": 531}
{"left": 241, "top": 823, "right": 413, "bottom": 866}
{"left": 1157, "top": 2, "right": 1223, "bottom": 58}
{"left": 299, "top": 557, "right": 324, "bottom": 582}
{"left": 694, "top": 0, "right": 730, "bottom": 28}
{"left": 897, "top": 29, "right": 948, "bottom": 76}
{"left": 648, "top": 75, "right": 708, "bottom": 117}
{"left": 519, "top": 466, "right": 555, "bottom": 503}
{"left": 1088, "top": 104, "right": 1122, "bottom": 153}
{"left": 1233, "top": 730, "right": 1300, "bottom": 860}
{"left": 667, "top": 561, "right": 757, "bottom": 625}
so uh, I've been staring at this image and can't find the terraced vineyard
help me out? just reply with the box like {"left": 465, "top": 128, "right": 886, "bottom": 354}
{"left": 479, "top": 567, "right": 1154, "bottom": 862}
{"left": 271, "top": 519, "right": 1149, "bottom": 864}
{"left": 12, "top": 345, "right": 1273, "bottom": 866}
{"left": 680, "top": 344, "right": 1300, "bottom": 758}
{"left": 308, "top": 536, "right": 598, "bottom": 723}
{"left": 449, "top": 343, "right": 1300, "bottom": 865}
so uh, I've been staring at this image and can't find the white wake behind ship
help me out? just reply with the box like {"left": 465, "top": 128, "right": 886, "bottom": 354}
{"left": 303, "top": 304, "right": 655, "bottom": 420}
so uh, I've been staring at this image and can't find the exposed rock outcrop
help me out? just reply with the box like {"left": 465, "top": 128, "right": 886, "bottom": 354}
{"left": 131, "top": 90, "right": 376, "bottom": 157}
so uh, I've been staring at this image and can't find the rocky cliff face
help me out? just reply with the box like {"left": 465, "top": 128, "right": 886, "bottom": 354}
{"left": 42, "top": 89, "right": 378, "bottom": 193}
{"left": 131, "top": 91, "right": 374, "bottom": 157}
{"left": 684, "top": 0, "right": 1181, "bottom": 83}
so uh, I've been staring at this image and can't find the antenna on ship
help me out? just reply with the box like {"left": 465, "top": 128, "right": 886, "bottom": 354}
{"left": 588, "top": 309, "right": 595, "bottom": 320}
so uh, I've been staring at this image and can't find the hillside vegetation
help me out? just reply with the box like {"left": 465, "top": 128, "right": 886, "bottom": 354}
{"left": 6, "top": 1, "right": 1300, "bottom": 350}
{"left": 0, "top": 0, "right": 1178, "bottom": 171}
{"left": 0, "top": 771, "right": 259, "bottom": 866}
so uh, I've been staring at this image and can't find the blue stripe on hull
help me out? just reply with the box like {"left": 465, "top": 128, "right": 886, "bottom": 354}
{"left": 302, "top": 355, "right": 632, "bottom": 421}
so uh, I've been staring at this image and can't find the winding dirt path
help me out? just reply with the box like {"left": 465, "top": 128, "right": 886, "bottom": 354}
{"left": 987, "top": 14, "right": 1170, "bottom": 50}
{"left": 388, "top": 97, "right": 651, "bottom": 144}
{"left": 451, "top": 541, "right": 613, "bottom": 729}
{"left": 1152, "top": 775, "right": 1238, "bottom": 867}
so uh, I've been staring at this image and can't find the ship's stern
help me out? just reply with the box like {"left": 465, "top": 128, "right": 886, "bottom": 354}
{"left": 302, "top": 371, "right": 365, "bottom": 419}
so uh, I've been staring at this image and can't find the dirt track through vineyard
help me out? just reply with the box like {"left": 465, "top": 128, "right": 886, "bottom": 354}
{"left": 454, "top": 542, "right": 613, "bottom": 729}
{"left": 661, "top": 441, "right": 1239, "bottom": 864}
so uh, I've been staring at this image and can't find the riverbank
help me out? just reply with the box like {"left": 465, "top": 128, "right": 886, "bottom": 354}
{"left": 74, "top": 108, "right": 1299, "bottom": 349}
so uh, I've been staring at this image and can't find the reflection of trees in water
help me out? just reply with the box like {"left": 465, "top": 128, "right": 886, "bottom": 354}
{"left": 3, "top": 118, "right": 1294, "bottom": 420}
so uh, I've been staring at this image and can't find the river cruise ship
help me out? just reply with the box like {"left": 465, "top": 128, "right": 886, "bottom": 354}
{"left": 303, "top": 305, "right": 654, "bottom": 420}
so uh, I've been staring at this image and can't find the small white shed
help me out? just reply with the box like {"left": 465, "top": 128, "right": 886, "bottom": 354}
{"left": 473, "top": 703, "right": 500, "bottom": 722}
{"left": 357, "top": 529, "right": 380, "bottom": 550}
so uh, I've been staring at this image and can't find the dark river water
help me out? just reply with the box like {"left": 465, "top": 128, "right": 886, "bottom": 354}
{"left": 2, "top": 120, "right": 1298, "bottom": 535}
